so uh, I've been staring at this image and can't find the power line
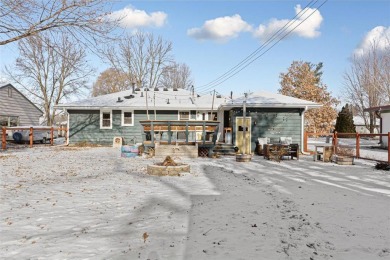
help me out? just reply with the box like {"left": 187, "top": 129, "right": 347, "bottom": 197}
{"left": 195, "top": 0, "right": 318, "bottom": 92}
{"left": 196, "top": 0, "right": 327, "bottom": 95}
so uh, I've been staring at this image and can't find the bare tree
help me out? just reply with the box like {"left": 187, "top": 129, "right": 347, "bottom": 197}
{"left": 102, "top": 31, "right": 173, "bottom": 89}
{"left": 92, "top": 68, "right": 130, "bottom": 97}
{"left": 160, "top": 62, "right": 193, "bottom": 89}
{"left": 0, "top": 0, "right": 119, "bottom": 46}
{"left": 5, "top": 33, "right": 92, "bottom": 125}
{"left": 343, "top": 40, "right": 390, "bottom": 133}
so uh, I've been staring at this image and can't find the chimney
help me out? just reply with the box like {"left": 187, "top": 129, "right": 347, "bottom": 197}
{"left": 230, "top": 91, "right": 233, "bottom": 99}
{"left": 132, "top": 81, "right": 135, "bottom": 93}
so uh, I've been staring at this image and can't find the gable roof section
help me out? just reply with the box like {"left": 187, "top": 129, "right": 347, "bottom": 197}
{"left": 364, "top": 105, "right": 390, "bottom": 113}
{"left": 0, "top": 84, "right": 43, "bottom": 114}
{"left": 222, "top": 91, "right": 322, "bottom": 109}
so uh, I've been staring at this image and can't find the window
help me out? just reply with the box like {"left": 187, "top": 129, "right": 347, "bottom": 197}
{"left": 0, "top": 115, "right": 19, "bottom": 127}
{"left": 122, "top": 110, "right": 134, "bottom": 126}
{"left": 179, "top": 111, "right": 190, "bottom": 120}
{"left": 190, "top": 110, "right": 196, "bottom": 120}
{"left": 100, "top": 110, "right": 112, "bottom": 129}
{"left": 208, "top": 112, "right": 217, "bottom": 121}
{"left": 7, "top": 87, "right": 12, "bottom": 98}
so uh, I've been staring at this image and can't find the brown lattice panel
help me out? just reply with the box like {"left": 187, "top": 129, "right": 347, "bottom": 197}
{"left": 198, "top": 147, "right": 209, "bottom": 157}
{"left": 148, "top": 147, "right": 155, "bottom": 157}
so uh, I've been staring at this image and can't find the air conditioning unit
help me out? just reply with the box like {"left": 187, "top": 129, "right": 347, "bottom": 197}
{"left": 113, "top": 136, "right": 123, "bottom": 148}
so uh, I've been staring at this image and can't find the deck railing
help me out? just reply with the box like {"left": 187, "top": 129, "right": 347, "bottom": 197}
{"left": 139, "top": 120, "right": 220, "bottom": 146}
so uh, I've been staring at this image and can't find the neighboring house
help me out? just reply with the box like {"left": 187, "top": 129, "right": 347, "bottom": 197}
{"left": 353, "top": 116, "right": 380, "bottom": 134}
{"left": 0, "top": 84, "right": 43, "bottom": 127}
{"left": 364, "top": 105, "right": 390, "bottom": 148}
{"left": 56, "top": 88, "right": 320, "bottom": 152}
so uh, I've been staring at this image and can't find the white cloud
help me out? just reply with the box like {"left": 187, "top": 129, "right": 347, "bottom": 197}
{"left": 253, "top": 5, "right": 323, "bottom": 42}
{"left": 354, "top": 26, "right": 390, "bottom": 57}
{"left": 110, "top": 6, "right": 167, "bottom": 29}
{"left": 187, "top": 14, "right": 252, "bottom": 42}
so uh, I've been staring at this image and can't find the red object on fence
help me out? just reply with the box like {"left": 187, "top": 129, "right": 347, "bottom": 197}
{"left": 29, "top": 127, "right": 33, "bottom": 148}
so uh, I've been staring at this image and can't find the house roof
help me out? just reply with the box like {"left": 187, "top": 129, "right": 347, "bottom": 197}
{"left": 364, "top": 105, "right": 390, "bottom": 113}
{"left": 0, "top": 83, "right": 44, "bottom": 114}
{"left": 56, "top": 88, "right": 229, "bottom": 111}
{"left": 56, "top": 89, "right": 322, "bottom": 111}
{"left": 221, "top": 91, "right": 322, "bottom": 109}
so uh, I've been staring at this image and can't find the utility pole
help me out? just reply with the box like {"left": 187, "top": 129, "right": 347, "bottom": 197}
{"left": 243, "top": 93, "right": 248, "bottom": 154}
{"left": 211, "top": 90, "right": 215, "bottom": 120}
{"left": 146, "top": 89, "right": 149, "bottom": 120}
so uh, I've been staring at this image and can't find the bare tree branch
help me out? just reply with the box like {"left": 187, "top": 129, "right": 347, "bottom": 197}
{"left": 0, "top": 0, "right": 119, "bottom": 46}
{"left": 343, "top": 39, "right": 390, "bottom": 133}
{"left": 4, "top": 32, "right": 93, "bottom": 125}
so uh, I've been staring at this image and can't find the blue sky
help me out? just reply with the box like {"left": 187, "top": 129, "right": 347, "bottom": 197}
{"left": 1, "top": 0, "right": 389, "bottom": 103}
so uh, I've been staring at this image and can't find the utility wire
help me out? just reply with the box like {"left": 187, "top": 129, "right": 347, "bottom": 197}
{"left": 196, "top": 0, "right": 327, "bottom": 95}
{"left": 195, "top": 0, "right": 318, "bottom": 92}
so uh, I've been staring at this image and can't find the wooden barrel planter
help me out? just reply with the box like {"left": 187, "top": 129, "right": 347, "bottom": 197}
{"left": 333, "top": 155, "right": 354, "bottom": 165}
{"left": 236, "top": 154, "right": 252, "bottom": 162}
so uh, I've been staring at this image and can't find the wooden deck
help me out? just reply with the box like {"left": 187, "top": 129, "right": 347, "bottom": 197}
{"left": 139, "top": 120, "right": 220, "bottom": 148}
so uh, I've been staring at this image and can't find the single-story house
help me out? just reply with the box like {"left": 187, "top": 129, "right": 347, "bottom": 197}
{"left": 0, "top": 83, "right": 43, "bottom": 127}
{"left": 353, "top": 116, "right": 380, "bottom": 134}
{"left": 364, "top": 105, "right": 390, "bottom": 148}
{"left": 56, "top": 88, "right": 321, "bottom": 152}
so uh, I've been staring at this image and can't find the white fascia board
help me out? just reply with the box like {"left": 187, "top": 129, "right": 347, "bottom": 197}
{"left": 220, "top": 103, "right": 322, "bottom": 109}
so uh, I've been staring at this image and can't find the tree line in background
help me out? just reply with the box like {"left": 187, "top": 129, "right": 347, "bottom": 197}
{"left": 0, "top": 0, "right": 389, "bottom": 131}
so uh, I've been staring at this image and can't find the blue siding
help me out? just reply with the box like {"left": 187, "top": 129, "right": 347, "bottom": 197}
{"left": 68, "top": 110, "right": 177, "bottom": 145}
{"left": 231, "top": 107, "right": 303, "bottom": 151}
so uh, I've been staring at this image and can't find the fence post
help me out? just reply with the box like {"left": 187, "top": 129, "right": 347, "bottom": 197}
{"left": 29, "top": 127, "right": 33, "bottom": 148}
{"left": 50, "top": 127, "right": 54, "bottom": 146}
{"left": 388, "top": 132, "right": 390, "bottom": 164}
{"left": 333, "top": 131, "right": 338, "bottom": 154}
{"left": 65, "top": 127, "right": 68, "bottom": 144}
{"left": 304, "top": 132, "right": 308, "bottom": 153}
{"left": 2, "top": 127, "right": 6, "bottom": 150}
{"left": 356, "top": 133, "right": 360, "bottom": 158}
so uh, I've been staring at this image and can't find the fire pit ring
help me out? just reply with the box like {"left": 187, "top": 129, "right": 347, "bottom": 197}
{"left": 147, "top": 163, "right": 190, "bottom": 176}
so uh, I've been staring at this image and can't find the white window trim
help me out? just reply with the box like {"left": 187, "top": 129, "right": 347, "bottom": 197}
{"left": 178, "top": 110, "right": 190, "bottom": 120}
{"left": 100, "top": 110, "right": 112, "bottom": 129}
{"left": 121, "top": 110, "right": 134, "bottom": 126}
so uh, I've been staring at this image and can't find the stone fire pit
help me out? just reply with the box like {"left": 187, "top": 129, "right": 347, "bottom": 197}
{"left": 147, "top": 156, "right": 190, "bottom": 176}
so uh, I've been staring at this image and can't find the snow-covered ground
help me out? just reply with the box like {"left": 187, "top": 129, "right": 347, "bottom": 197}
{"left": 1, "top": 146, "right": 389, "bottom": 259}
{"left": 308, "top": 137, "right": 387, "bottom": 162}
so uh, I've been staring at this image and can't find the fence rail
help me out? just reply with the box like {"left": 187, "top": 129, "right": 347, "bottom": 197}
{"left": 1, "top": 126, "right": 68, "bottom": 150}
{"left": 304, "top": 131, "right": 390, "bottom": 163}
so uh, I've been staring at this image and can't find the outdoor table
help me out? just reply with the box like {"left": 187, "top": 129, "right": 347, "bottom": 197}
{"left": 264, "top": 144, "right": 291, "bottom": 161}
{"left": 313, "top": 144, "right": 334, "bottom": 162}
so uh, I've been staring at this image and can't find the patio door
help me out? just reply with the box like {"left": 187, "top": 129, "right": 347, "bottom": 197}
{"left": 235, "top": 117, "right": 251, "bottom": 154}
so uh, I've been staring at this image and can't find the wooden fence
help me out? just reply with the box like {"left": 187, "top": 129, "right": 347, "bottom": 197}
{"left": 1, "top": 126, "right": 68, "bottom": 150}
{"left": 304, "top": 131, "right": 390, "bottom": 163}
